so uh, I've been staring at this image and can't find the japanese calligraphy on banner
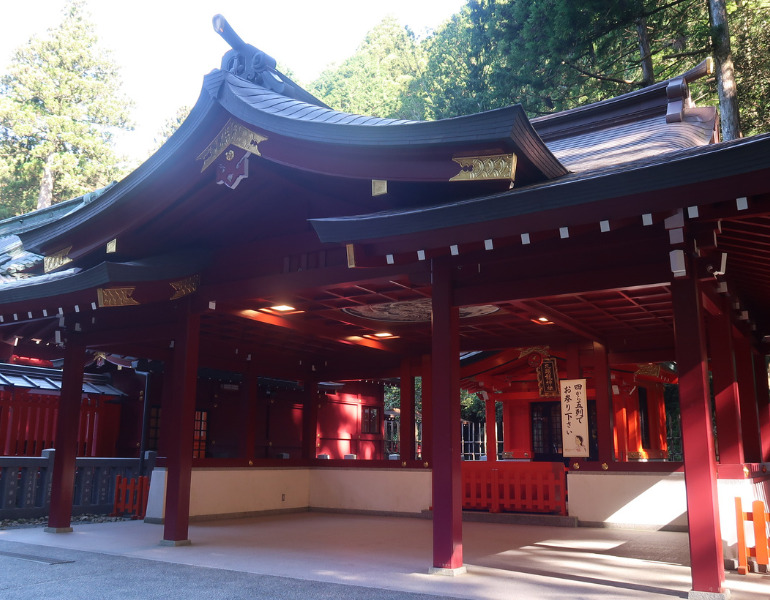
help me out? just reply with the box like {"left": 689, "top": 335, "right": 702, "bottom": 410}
{"left": 560, "top": 379, "right": 589, "bottom": 457}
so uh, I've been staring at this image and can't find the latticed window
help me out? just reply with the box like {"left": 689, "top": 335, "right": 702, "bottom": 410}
{"left": 193, "top": 410, "right": 207, "bottom": 458}
{"left": 531, "top": 401, "right": 563, "bottom": 456}
{"left": 362, "top": 406, "right": 380, "bottom": 434}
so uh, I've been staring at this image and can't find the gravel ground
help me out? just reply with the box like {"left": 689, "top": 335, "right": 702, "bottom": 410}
{"left": 0, "top": 514, "right": 128, "bottom": 530}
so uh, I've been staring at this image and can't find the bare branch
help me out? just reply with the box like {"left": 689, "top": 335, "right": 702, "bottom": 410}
{"left": 562, "top": 61, "right": 640, "bottom": 86}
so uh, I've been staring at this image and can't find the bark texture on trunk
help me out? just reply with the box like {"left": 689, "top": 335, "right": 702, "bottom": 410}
{"left": 709, "top": 0, "right": 741, "bottom": 141}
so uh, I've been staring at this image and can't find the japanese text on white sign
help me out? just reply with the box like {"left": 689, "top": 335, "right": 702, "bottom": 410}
{"left": 560, "top": 378, "right": 588, "bottom": 457}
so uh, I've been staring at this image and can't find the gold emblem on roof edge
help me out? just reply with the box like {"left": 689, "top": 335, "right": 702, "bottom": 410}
{"left": 43, "top": 246, "right": 73, "bottom": 273}
{"left": 169, "top": 274, "right": 201, "bottom": 300}
{"left": 97, "top": 287, "right": 140, "bottom": 308}
{"left": 198, "top": 118, "right": 268, "bottom": 172}
{"left": 449, "top": 153, "right": 517, "bottom": 182}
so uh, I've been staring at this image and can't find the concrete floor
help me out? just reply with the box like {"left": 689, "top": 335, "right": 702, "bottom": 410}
{"left": 1, "top": 511, "right": 768, "bottom": 599}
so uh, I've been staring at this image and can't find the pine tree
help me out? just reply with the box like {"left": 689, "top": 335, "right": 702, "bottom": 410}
{"left": 308, "top": 17, "right": 428, "bottom": 120}
{"left": 0, "top": 0, "right": 133, "bottom": 216}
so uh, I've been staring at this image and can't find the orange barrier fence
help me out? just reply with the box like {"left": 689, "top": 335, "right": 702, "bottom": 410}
{"left": 112, "top": 475, "right": 149, "bottom": 519}
{"left": 735, "top": 497, "right": 770, "bottom": 574}
{"left": 462, "top": 461, "right": 567, "bottom": 515}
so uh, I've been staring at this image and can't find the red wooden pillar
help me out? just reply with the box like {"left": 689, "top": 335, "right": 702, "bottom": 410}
{"left": 707, "top": 307, "right": 744, "bottom": 464}
{"left": 593, "top": 341, "right": 615, "bottom": 464}
{"left": 752, "top": 349, "right": 770, "bottom": 461}
{"left": 302, "top": 378, "right": 319, "bottom": 459}
{"left": 672, "top": 273, "right": 726, "bottom": 595}
{"left": 733, "top": 329, "right": 762, "bottom": 462}
{"left": 430, "top": 257, "right": 463, "bottom": 573}
{"left": 400, "top": 358, "right": 415, "bottom": 461}
{"left": 46, "top": 337, "right": 86, "bottom": 532}
{"left": 485, "top": 397, "right": 497, "bottom": 462}
{"left": 614, "top": 399, "right": 628, "bottom": 461}
{"left": 239, "top": 361, "right": 258, "bottom": 463}
{"left": 161, "top": 306, "right": 200, "bottom": 545}
{"left": 421, "top": 354, "right": 432, "bottom": 463}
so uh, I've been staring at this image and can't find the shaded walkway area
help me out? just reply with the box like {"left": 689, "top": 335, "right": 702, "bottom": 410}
{"left": 1, "top": 512, "right": 768, "bottom": 599}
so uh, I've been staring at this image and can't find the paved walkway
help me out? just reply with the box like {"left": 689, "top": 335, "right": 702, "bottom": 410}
{"left": 0, "top": 512, "right": 768, "bottom": 599}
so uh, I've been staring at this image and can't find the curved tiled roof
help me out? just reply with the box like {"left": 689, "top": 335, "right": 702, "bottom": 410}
{"left": 547, "top": 109, "right": 716, "bottom": 172}
{"left": 223, "top": 74, "right": 418, "bottom": 127}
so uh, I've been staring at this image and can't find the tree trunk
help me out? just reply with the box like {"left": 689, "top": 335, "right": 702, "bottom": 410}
{"left": 708, "top": 0, "right": 741, "bottom": 141}
{"left": 37, "top": 153, "right": 54, "bottom": 210}
{"left": 636, "top": 17, "right": 655, "bottom": 87}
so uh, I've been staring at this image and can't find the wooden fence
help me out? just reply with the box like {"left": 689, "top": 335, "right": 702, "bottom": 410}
{"left": 735, "top": 497, "right": 770, "bottom": 574}
{"left": 0, "top": 392, "right": 120, "bottom": 457}
{"left": 112, "top": 475, "right": 150, "bottom": 519}
{"left": 462, "top": 461, "right": 567, "bottom": 515}
{"left": 0, "top": 450, "right": 155, "bottom": 519}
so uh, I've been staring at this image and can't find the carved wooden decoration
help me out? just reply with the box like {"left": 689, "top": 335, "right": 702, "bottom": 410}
{"left": 216, "top": 147, "right": 250, "bottom": 189}
{"left": 198, "top": 118, "right": 267, "bottom": 172}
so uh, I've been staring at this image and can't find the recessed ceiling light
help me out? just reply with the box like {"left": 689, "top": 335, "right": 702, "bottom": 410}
{"left": 271, "top": 305, "right": 296, "bottom": 312}
{"left": 532, "top": 316, "right": 554, "bottom": 325}
{"left": 363, "top": 332, "right": 399, "bottom": 340}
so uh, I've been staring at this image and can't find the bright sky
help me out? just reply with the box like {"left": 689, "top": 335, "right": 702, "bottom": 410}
{"left": 1, "top": 0, "right": 466, "bottom": 164}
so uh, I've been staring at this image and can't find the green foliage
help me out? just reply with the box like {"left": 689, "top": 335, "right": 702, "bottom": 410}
{"left": 308, "top": 17, "right": 428, "bottom": 120}
{"left": 306, "top": 1, "right": 767, "bottom": 136}
{"left": 731, "top": 0, "right": 770, "bottom": 135}
{"left": 385, "top": 376, "right": 498, "bottom": 423}
{"left": 0, "top": 0, "right": 133, "bottom": 215}
{"left": 420, "top": 0, "right": 715, "bottom": 118}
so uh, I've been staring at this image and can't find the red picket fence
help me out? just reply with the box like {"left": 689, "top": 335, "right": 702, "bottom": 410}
{"left": 1, "top": 391, "right": 120, "bottom": 457}
{"left": 735, "top": 497, "right": 770, "bottom": 574}
{"left": 112, "top": 475, "right": 149, "bottom": 519}
{"left": 462, "top": 461, "right": 567, "bottom": 515}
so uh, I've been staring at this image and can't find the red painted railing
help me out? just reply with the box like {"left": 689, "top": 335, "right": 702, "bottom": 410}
{"left": 462, "top": 461, "right": 567, "bottom": 515}
{"left": 0, "top": 391, "right": 118, "bottom": 457}
{"left": 112, "top": 475, "right": 149, "bottom": 519}
{"left": 735, "top": 497, "right": 770, "bottom": 574}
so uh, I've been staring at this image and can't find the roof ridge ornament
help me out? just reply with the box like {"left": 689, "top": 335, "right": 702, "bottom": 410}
{"left": 213, "top": 14, "right": 281, "bottom": 91}
{"left": 212, "top": 15, "right": 330, "bottom": 108}
{"left": 666, "top": 57, "right": 714, "bottom": 124}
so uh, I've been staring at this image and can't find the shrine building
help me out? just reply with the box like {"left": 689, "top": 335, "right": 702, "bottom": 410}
{"left": 2, "top": 16, "right": 770, "bottom": 599}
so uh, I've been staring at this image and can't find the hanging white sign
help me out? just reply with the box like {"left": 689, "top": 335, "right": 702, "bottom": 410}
{"left": 561, "top": 378, "right": 589, "bottom": 457}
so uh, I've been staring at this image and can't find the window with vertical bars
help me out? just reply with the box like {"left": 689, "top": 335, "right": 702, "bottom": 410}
{"left": 193, "top": 410, "right": 207, "bottom": 458}
{"left": 361, "top": 406, "right": 380, "bottom": 434}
